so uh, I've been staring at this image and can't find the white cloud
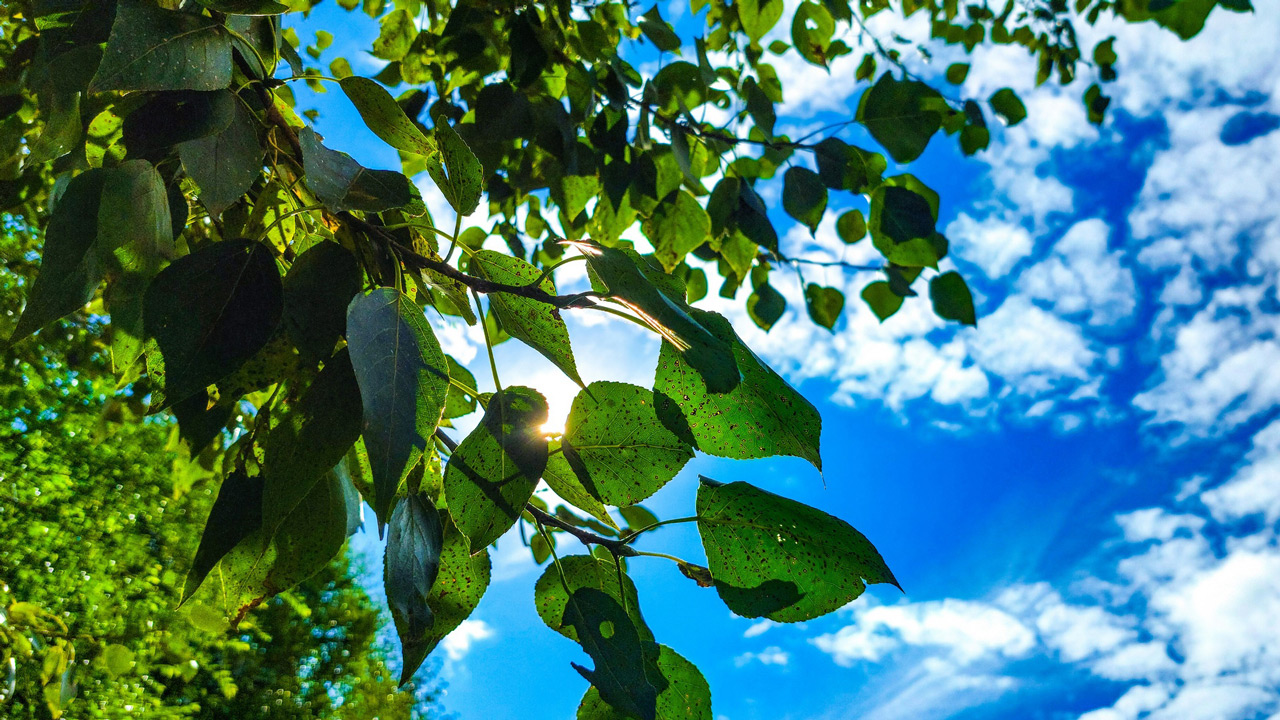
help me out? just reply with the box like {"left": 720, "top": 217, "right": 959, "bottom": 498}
{"left": 734, "top": 646, "right": 791, "bottom": 667}
{"left": 1020, "top": 219, "right": 1137, "bottom": 327}
{"left": 1201, "top": 418, "right": 1280, "bottom": 523}
{"left": 743, "top": 619, "right": 774, "bottom": 638}
{"left": 440, "top": 619, "right": 495, "bottom": 662}
{"left": 1114, "top": 507, "right": 1206, "bottom": 543}
{"left": 965, "top": 296, "right": 1096, "bottom": 396}
{"left": 947, "top": 213, "right": 1034, "bottom": 278}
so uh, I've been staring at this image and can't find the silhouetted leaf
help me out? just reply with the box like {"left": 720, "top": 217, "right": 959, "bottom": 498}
{"left": 261, "top": 348, "right": 364, "bottom": 539}
{"left": 444, "top": 355, "right": 478, "bottom": 419}
{"left": 813, "top": 138, "right": 885, "bottom": 194}
{"left": 577, "top": 645, "right": 712, "bottom": 720}
{"left": 346, "top": 288, "right": 450, "bottom": 531}
{"left": 385, "top": 492, "right": 444, "bottom": 685}
{"left": 182, "top": 469, "right": 262, "bottom": 602}
{"left": 782, "top": 167, "right": 826, "bottom": 235}
{"left": 143, "top": 239, "right": 283, "bottom": 407}
{"left": 562, "top": 588, "right": 666, "bottom": 720}
{"left": 929, "top": 271, "right": 976, "bottom": 326}
{"left": 696, "top": 477, "right": 898, "bottom": 622}
{"left": 300, "top": 128, "right": 417, "bottom": 213}
{"left": 282, "top": 242, "right": 362, "bottom": 361}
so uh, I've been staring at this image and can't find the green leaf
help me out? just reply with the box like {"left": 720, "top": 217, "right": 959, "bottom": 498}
{"left": 340, "top": 76, "right": 440, "bottom": 158}
{"left": 929, "top": 271, "right": 976, "bottom": 326}
{"left": 542, "top": 451, "right": 620, "bottom": 531}
{"left": 871, "top": 185, "right": 936, "bottom": 244}
{"left": 8, "top": 169, "right": 107, "bottom": 344}
{"left": 143, "top": 239, "right": 283, "bottom": 407}
{"left": 791, "top": 2, "right": 835, "bottom": 67}
{"left": 738, "top": 0, "right": 785, "bottom": 41}
{"left": 813, "top": 138, "right": 886, "bottom": 194}
{"left": 836, "top": 209, "right": 866, "bottom": 244}
{"left": 444, "top": 386, "right": 549, "bottom": 549}
{"left": 534, "top": 554, "right": 652, "bottom": 643}
{"left": 746, "top": 282, "right": 786, "bottom": 331}
{"left": 469, "top": 250, "right": 584, "bottom": 387}
{"left": 282, "top": 242, "right": 363, "bottom": 361}
{"left": 696, "top": 477, "right": 898, "bottom": 622}
{"left": 578, "top": 242, "right": 740, "bottom": 394}
{"left": 638, "top": 5, "right": 681, "bottom": 53}
{"left": 27, "top": 89, "right": 81, "bottom": 165}
{"left": 654, "top": 308, "right": 821, "bottom": 470}
{"left": 1084, "top": 83, "right": 1111, "bottom": 125}
{"left": 179, "top": 98, "right": 264, "bottom": 216}
{"left": 782, "top": 166, "right": 826, "bottom": 235}
{"left": 121, "top": 90, "right": 236, "bottom": 156}
{"left": 300, "top": 128, "right": 417, "bottom": 213}
{"left": 856, "top": 74, "right": 944, "bottom": 163}
{"left": 804, "top": 284, "right": 844, "bottom": 330}
{"left": 577, "top": 645, "right": 712, "bottom": 720}
{"left": 266, "top": 464, "right": 352, "bottom": 592}
{"left": 560, "top": 382, "right": 694, "bottom": 507}
{"left": 743, "top": 77, "right": 776, "bottom": 135}
{"left": 861, "top": 281, "right": 903, "bottom": 321}
{"left": 619, "top": 505, "right": 659, "bottom": 533}
{"left": 90, "top": 0, "right": 233, "bottom": 93}
{"left": 384, "top": 491, "right": 444, "bottom": 685}
{"left": 562, "top": 588, "right": 666, "bottom": 720}
{"left": 989, "top": 87, "right": 1027, "bottom": 126}
{"left": 644, "top": 190, "right": 711, "bottom": 272}
{"left": 428, "top": 118, "right": 484, "bottom": 216}
{"left": 182, "top": 469, "right": 262, "bottom": 602}
{"left": 372, "top": 8, "right": 416, "bottom": 61}
{"left": 97, "top": 160, "right": 173, "bottom": 277}
{"left": 195, "top": 0, "right": 290, "bottom": 14}
{"left": 403, "top": 519, "right": 491, "bottom": 668}
{"left": 261, "top": 348, "right": 364, "bottom": 539}
{"left": 100, "top": 644, "right": 136, "bottom": 678}
{"left": 445, "top": 355, "right": 479, "bottom": 419}
{"left": 562, "top": 174, "right": 601, "bottom": 221}
{"left": 945, "top": 62, "right": 970, "bottom": 84}
{"left": 346, "top": 288, "right": 451, "bottom": 532}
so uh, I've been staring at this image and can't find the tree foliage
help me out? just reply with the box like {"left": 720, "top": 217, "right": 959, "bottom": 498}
{"left": 0, "top": 0, "right": 1238, "bottom": 715}
{"left": 0, "top": 229, "right": 430, "bottom": 718}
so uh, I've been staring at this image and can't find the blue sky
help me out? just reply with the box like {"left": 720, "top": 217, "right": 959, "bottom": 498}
{"left": 289, "top": 3, "right": 1280, "bottom": 719}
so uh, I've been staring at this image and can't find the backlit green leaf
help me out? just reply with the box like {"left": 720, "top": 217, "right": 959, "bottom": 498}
{"left": 561, "top": 382, "right": 694, "bottom": 507}
{"left": 444, "top": 386, "right": 549, "bottom": 550}
{"left": 428, "top": 118, "right": 484, "bottom": 216}
{"left": 470, "top": 250, "right": 584, "bottom": 387}
{"left": 654, "top": 308, "right": 821, "bottom": 470}
{"left": 696, "top": 477, "right": 898, "bottom": 622}
{"left": 340, "top": 76, "right": 439, "bottom": 158}
{"left": 856, "top": 74, "right": 944, "bottom": 163}
{"left": 804, "top": 284, "right": 844, "bottom": 330}
{"left": 644, "top": 190, "right": 711, "bottom": 272}
{"left": 577, "top": 645, "right": 712, "bottom": 720}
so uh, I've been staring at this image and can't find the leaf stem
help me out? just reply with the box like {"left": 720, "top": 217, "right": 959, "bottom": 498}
{"left": 474, "top": 290, "right": 502, "bottom": 392}
{"left": 622, "top": 516, "right": 698, "bottom": 543}
{"left": 255, "top": 204, "right": 325, "bottom": 244}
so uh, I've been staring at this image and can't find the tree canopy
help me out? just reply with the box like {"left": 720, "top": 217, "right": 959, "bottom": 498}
{"left": 0, "top": 226, "right": 432, "bottom": 718}
{"left": 0, "top": 0, "right": 1243, "bottom": 716}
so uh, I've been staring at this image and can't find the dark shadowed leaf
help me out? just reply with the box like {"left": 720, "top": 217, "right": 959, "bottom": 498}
{"left": 562, "top": 588, "right": 666, "bottom": 720}
{"left": 577, "top": 645, "right": 712, "bottom": 720}
{"left": 346, "top": 288, "right": 450, "bottom": 531}
{"left": 121, "top": 90, "right": 236, "bottom": 156}
{"left": 300, "top": 128, "right": 417, "bottom": 213}
{"left": 182, "top": 469, "right": 262, "bottom": 602}
{"left": 143, "top": 239, "right": 283, "bottom": 407}
{"left": 813, "top": 138, "right": 886, "bottom": 194}
{"left": 401, "top": 519, "right": 491, "bottom": 674}
{"left": 654, "top": 308, "right": 821, "bottom": 470}
{"left": 282, "top": 242, "right": 363, "bottom": 361}
{"left": 696, "top": 477, "right": 898, "bottom": 622}
{"left": 97, "top": 160, "right": 173, "bottom": 278}
{"left": 261, "top": 348, "right": 364, "bottom": 538}
{"left": 638, "top": 5, "right": 681, "bottom": 52}
{"left": 8, "top": 169, "right": 107, "bottom": 344}
{"left": 929, "top": 271, "right": 976, "bottom": 326}
{"left": 781, "top": 167, "right": 826, "bottom": 235}
{"left": 534, "top": 554, "right": 651, "bottom": 642}
{"left": 384, "top": 492, "right": 445, "bottom": 685}
{"left": 747, "top": 282, "right": 786, "bottom": 331}
{"left": 861, "top": 280, "right": 904, "bottom": 321}
{"left": 989, "top": 87, "right": 1027, "bottom": 126}
{"left": 444, "top": 386, "right": 549, "bottom": 550}
{"left": 804, "top": 284, "right": 844, "bottom": 330}
{"left": 470, "top": 250, "right": 583, "bottom": 387}
{"left": 856, "top": 74, "right": 944, "bottom": 163}
{"left": 90, "top": 0, "right": 233, "bottom": 93}
{"left": 178, "top": 98, "right": 264, "bottom": 216}
{"left": 195, "top": 0, "right": 290, "bottom": 15}
{"left": 561, "top": 382, "right": 694, "bottom": 507}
